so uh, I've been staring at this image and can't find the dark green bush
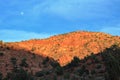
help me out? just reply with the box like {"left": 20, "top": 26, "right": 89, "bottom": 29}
{"left": 42, "top": 57, "right": 49, "bottom": 65}
{"left": 66, "top": 56, "right": 80, "bottom": 68}
{"left": 20, "top": 58, "right": 28, "bottom": 67}
{"left": 55, "top": 66, "right": 63, "bottom": 75}
{"left": 5, "top": 68, "right": 33, "bottom": 80}
{"left": 10, "top": 57, "right": 17, "bottom": 65}
{"left": 35, "top": 70, "right": 50, "bottom": 77}
{"left": 0, "top": 52, "right": 4, "bottom": 56}
{"left": 0, "top": 72, "right": 3, "bottom": 80}
{"left": 91, "top": 69, "right": 96, "bottom": 75}
{"left": 50, "top": 61, "right": 60, "bottom": 68}
{"left": 96, "top": 64, "right": 102, "bottom": 69}
{"left": 76, "top": 65, "right": 87, "bottom": 76}
{"left": 35, "top": 71, "right": 44, "bottom": 77}
{"left": 77, "top": 68, "right": 84, "bottom": 76}
{"left": 64, "top": 72, "right": 70, "bottom": 79}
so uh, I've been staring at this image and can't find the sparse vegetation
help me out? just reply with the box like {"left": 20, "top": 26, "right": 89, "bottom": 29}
{"left": 35, "top": 70, "right": 50, "bottom": 77}
{"left": 4, "top": 68, "right": 33, "bottom": 80}
{"left": 0, "top": 31, "right": 120, "bottom": 80}
{"left": 102, "top": 44, "right": 120, "bottom": 80}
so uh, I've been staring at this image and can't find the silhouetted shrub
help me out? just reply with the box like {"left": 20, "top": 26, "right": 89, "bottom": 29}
{"left": 0, "top": 52, "right": 4, "bottom": 56}
{"left": 0, "top": 72, "right": 3, "bottom": 80}
{"left": 96, "top": 64, "right": 102, "bottom": 69}
{"left": 50, "top": 61, "right": 60, "bottom": 68}
{"left": 5, "top": 68, "right": 33, "bottom": 80}
{"left": 66, "top": 56, "right": 80, "bottom": 68}
{"left": 89, "top": 53, "right": 100, "bottom": 63}
{"left": 31, "top": 53, "right": 36, "bottom": 59}
{"left": 91, "top": 69, "right": 96, "bottom": 75}
{"left": 35, "top": 71, "right": 44, "bottom": 77}
{"left": 6, "top": 47, "right": 10, "bottom": 50}
{"left": 75, "top": 65, "right": 87, "bottom": 76}
{"left": 10, "top": 57, "right": 17, "bottom": 65}
{"left": 53, "top": 75, "right": 57, "bottom": 80}
{"left": 42, "top": 57, "right": 49, "bottom": 65}
{"left": 64, "top": 72, "right": 70, "bottom": 79}
{"left": 55, "top": 66, "right": 63, "bottom": 75}
{"left": 20, "top": 58, "right": 28, "bottom": 67}
{"left": 76, "top": 68, "right": 84, "bottom": 76}
{"left": 85, "top": 69, "right": 89, "bottom": 75}
{"left": 35, "top": 70, "right": 50, "bottom": 77}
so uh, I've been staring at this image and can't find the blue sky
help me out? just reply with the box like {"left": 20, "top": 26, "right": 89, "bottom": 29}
{"left": 0, "top": 0, "right": 120, "bottom": 42}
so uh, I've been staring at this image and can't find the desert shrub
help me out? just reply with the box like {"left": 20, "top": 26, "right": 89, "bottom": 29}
{"left": 53, "top": 75, "right": 57, "bottom": 80}
{"left": 35, "top": 70, "right": 50, "bottom": 77}
{"left": 72, "top": 56, "right": 80, "bottom": 66}
{"left": 55, "top": 66, "right": 63, "bottom": 75}
{"left": 50, "top": 61, "right": 60, "bottom": 68}
{"left": 66, "top": 56, "right": 80, "bottom": 68}
{"left": 20, "top": 58, "right": 28, "bottom": 67}
{"left": 76, "top": 68, "right": 84, "bottom": 76}
{"left": 76, "top": 65, "right": 87, "bottom": 76}
{"left": 6, "top": 47, "right": 10, "bottom": 50}
{"left": 85, "top": 69, "right": 89, "bottom": 75}
{"left": 94, "top": 57, "right": 100, "bottom": 63}
{"left": 96, "top": 64, "right": 102, "bottom": 69}
{"left": 35, "top": 71, "right": 44, "bottom": 77}
{"left": 31, "top": 53, "right": 36, "bottom": 59}
{"left": 71, "top": 75, "right": 79, "bottom": 80}
{"left": 0, "top": 52, "right": 4, "bottom": 56}
{"left": 42, "top": 57, "right": 49, "bottom": 65}
{"left": 91, "top": 69, "right": 96, "bottom": 75}
{"left": 5, "top": 68, "right": 33, "bottom": 80}
{"left": 10, "top": 57, "right": 17, "bottom": 65}
{"left": 64, "top": 72, "right": 70, "bottom": 79}
{"left": 31, "top": 47, "right": 36, "bottom": 51}
{"left": 0, "top": 72, "right": 3, "bottom": 80}
{"left": 90, "top": 53, "right": 100, "bottom": 63}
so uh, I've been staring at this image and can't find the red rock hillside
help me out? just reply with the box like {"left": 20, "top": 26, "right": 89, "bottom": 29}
{"left": 6, "top": 31, "right": 120, "bottom": 66}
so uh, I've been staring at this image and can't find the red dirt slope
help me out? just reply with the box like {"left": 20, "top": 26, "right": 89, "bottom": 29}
{"left": 7, "top": 31, "right": 120, "bottom": 66}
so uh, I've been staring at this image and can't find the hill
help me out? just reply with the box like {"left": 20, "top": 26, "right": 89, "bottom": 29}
{"left": 7, "top": 31, "right": 120, "bottom": 66}
{"left": 0, "top": 31, "right": 120, "bottom": 80}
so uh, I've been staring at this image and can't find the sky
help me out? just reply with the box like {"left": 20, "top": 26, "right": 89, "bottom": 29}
{"left": 0, "top": 0, "right": 120, "bottom": 42}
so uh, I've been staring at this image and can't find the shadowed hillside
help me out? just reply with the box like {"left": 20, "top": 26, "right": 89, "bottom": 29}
{"left": 0, "top": 42, "right": 56, "bottom": 79}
